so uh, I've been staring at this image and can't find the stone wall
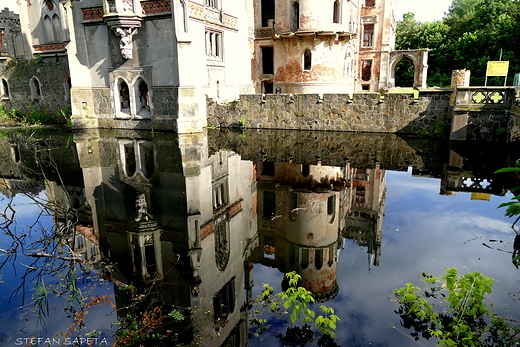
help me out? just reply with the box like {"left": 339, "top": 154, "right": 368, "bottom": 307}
{"left": 207, "top": 129, "right": 430, "bottom": 172}
{"left": 207, "top": 90, "right": 452, "bottom": 134}
{"left": 0, "top": 56, "right": 71, "bottom": 119}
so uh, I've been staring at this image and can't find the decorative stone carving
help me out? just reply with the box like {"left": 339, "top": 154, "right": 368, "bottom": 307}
{"left": 114, "top": 27, "right": 136, "bottom": 59}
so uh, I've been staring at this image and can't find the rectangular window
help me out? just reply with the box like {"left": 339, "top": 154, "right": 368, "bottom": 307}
{"left": 362, "top": 24, "right": 374, "bottom": 47}
{"left": 261, "top": 0, "right": 275, "bottom": 27}
{"left": 263, "top": 191, "right": 276, "bottom": 218}
{"left": 261, "top": 46, "right": 274, "bottom": 74}
{"left": 291, "top": 1, "right": 299, "bottom": 31}
{"left": 365, "top": 0, "right": 375, "bottom": 6}
{"left": 205, "top": 30, "right": 222, "bottom": 60}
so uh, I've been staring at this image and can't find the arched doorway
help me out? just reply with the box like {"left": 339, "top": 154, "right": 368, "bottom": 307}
{"left": 394, "top": 57, "right": 415, "bottom": 88}
{"left": 389, "top": 49, "right": 429, "bottom": 89}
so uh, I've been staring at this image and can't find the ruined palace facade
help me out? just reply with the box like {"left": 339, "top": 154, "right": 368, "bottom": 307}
{"left": 253, "top": 0, "right": 398, "bottom": 94}
{"left": 1, "top": 0, "right": 403, "bottom": 132}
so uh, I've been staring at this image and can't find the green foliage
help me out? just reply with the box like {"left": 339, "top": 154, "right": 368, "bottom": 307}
{"left": 417, "top": 122, "right": 450, "bottom": 138}
{"left": 397, "top": 0, "right": 520, "bottom": 87}
{"left": 0, "top": 105, "right": 71, "bottom": 126}
{"left": 393, "top": 269, "right": 520, "bottom": 346}
{"left": 495, "top": 159, "right": 520, "bottom": 228}
{"left": 251, "top": 271, "right": 340, "bottom": 341}
{"left": 168, "top": 309, "right": 185, "bottom": 321}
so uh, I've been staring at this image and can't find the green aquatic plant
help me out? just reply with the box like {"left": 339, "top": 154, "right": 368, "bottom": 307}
{"left": 252, "top": 271, "right": 340, "bottom": 339}
{"left": 393, "top": 268, "right": 520, "bottom": 346}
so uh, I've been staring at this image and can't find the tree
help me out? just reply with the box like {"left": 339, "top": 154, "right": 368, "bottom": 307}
{"left": 396, "top": 0, "right": 520, "bottom": 87}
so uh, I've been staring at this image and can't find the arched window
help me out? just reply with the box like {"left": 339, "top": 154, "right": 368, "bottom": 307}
{"left": 119, "top": 80, "right": 130, "bottom": 114}
{"left": 52, "top": 14, "right": 62, "bottom": 42}
{"left": 1, "top": 78, "right": 9, "bottom": 99}
{"left": 30, "top": 77, "right": 42, "bottom": 100}
{"left": 64, "top": 76, "right": 71, "bottom": 101}
{"left": 214, "top": 217, "right": 230, "bottom": 271}
{"left": 43, "top": 15, "right": 54, "bottom": 42}
{"left": 134, "top": 78, "right": 151, "bottom": 118}
{"left": 178, "top": 0, "right": 188, "bottom": 33}
{"left": 303, "top": 49, "right": 312, "bottom": 71}
{"left": 333, "top": 0, "right": 341, "bottom": 24}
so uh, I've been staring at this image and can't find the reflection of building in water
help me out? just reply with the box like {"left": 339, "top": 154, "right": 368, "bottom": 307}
{"left": 342, "top": 162, "right": 385, "bottom": 271}
{"left": 439, "top": 147, "right": 508, "bottom": 198}
{"left": 249, "top": 160, "right": 348, "bottom": 301}
{"left": 73, "top": 130, "right": 256, "bottom": 346}
{"left": 46, "top": 182, "right": 101, "bottom": 267}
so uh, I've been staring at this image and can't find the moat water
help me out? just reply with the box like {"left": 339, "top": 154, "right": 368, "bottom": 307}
{"left": 0, "top": 128, "right": 519, "bottom": 346}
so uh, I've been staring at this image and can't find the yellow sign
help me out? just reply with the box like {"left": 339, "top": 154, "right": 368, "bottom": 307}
{"left": 486, "top": 61, "right": 509, "bottom": 77}
{"left": 470, "top": 192, "right": 491, "bottom": 201}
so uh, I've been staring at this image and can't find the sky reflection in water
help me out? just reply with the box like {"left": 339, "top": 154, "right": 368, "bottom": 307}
{"left": 0, "top": 130, "right": 518, "bottom": 347}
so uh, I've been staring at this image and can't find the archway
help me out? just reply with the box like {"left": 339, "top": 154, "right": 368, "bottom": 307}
{"left": 394, "top": 57, "right": 415, "bottom": 88}
{"left": 389, "top": 49, "right": 429, "bottom": 89}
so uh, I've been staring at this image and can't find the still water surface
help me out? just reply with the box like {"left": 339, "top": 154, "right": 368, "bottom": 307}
{"left": 0, "top": 128, "right": 518, "bottom": 346}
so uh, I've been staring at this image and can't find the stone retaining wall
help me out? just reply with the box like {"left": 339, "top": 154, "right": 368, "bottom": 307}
{"left": 207, "top": 90, "right": 452, "bottom": 134}
{"left": 0, "top": 56, "right": 71, "bottom": 119}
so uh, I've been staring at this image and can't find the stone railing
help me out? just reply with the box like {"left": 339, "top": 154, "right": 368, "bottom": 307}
{"left": 454, "top": 87, "right": 516, "bottom": 110}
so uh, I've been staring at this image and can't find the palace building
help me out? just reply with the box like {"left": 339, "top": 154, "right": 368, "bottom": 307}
{"left": 0, "top": 0, "right": 419, "bottom": 132}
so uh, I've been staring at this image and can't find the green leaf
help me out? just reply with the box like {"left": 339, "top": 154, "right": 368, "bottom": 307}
{"left": 494, "top": 167, "right": 520, "bottom": 173}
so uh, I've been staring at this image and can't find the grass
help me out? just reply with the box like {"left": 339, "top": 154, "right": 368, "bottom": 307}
{"left": 0, "top": 105, "right": 71, "bottom": 127}
{"left": 387, "top": 88, "right": 419, "bottom": 98}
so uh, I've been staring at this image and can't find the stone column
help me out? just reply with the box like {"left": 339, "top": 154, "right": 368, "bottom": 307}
{"left": 450, "top": 69, "right": 471, "bottom": 141}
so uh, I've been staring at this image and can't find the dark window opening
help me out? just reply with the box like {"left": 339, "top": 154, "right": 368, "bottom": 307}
{"left": 262, "top": 161, "right": 275, "bottom": 175}
{"left": 213, "top": 277, "right": 236, "bottom": 325}
{"left": 327, "top": 245, "right": 334, "bottom": 267}
{"left": 139, "top": 81, "right": 149, "bottom": 108}
{"left": 262, "top": 81, "right": 273, "bottom": 94}
{"left": 215, "top": 219, "right": 230, "bottom": 270}
{"left": 124, "top": 143, "right": 136, "bottom": 176}
{"left": 300, "top": 248, "right": 309, "bottom": 269}
{"left": 303, "top": 49, "right": 312, "bottom": 71}
{"left": 31, "top": 78, "right": 41, "bottom": 100}
{"left": 362, "top": 84, "right": 370, "bottom": 91}
{"left": 289, "top": 244, "right": 296, "bottom": 265}
{"left": 315, "top": 249, "right": 323, "bottom": 270}
{"left": 327, "top": 195, "right": 335, "bottom": 215}
{"left": 144, "top": 244, "right": 157, "bottom": 276}
{"left": 139, "top": 142, "right": 155, "bottom": 179}
{"left": 1, "top": 79, "right": 8, "bottom": 98}
{"left": 365, "top": 0, "right": 375, "bottom": 6}
{"left": 261, "top": 46, "right": 274, "bottom": 74}
{"left": 361, "top": 59, "right": 372, "bottom": 81}
{"left": 261, "top": 0, "right": 275, "bottom": 27}
{"left": 362, "top": 24, "right": 374, "bottom": 47}
{"left": 263, "top": 191, "right": 276, "bottom": 218}
{"left": 291, "top": 1, "right": 299, "bottom": 31}
{"left": 119, "top": 81, "right": 130, "bottom": 110}
{"left": 302, "top": 164, "right": 310, "bottom": 176}
{"left": 333, "top": 0, "right": 341, "bottom": 24}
